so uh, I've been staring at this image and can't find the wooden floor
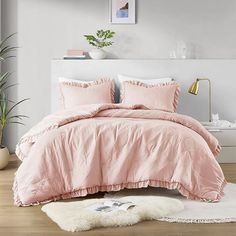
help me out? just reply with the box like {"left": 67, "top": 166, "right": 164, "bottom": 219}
{"left": 0, "top": 156, "right": 236, "bottom": 236}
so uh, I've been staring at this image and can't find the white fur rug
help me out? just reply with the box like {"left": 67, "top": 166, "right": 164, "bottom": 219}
{"left": 105, "top": 183, "right": 236, "bottom": 223}
{"left": 42, "top": 196, "right": 184, "bottom": 232}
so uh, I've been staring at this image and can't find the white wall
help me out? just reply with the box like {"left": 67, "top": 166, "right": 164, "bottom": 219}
{"left": 51, "top": 59, "right": 236, "bottom": 122}
{"left": 3, "top": 0, "right": 236, "bottom": 150}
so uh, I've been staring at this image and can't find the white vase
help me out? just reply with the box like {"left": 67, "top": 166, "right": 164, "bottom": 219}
{"left": 0, "top": 147, "right": 10, "bottom": 170}
{"left": 89, "top": 48, "right": 106, "bottom": 60}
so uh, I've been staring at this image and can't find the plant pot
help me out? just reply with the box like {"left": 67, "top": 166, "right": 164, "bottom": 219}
{"left": 0, "top": 147, "right": 10, "bottom": 170}
{"left": 89, "top": 49, "right": 106, "bottom": 60}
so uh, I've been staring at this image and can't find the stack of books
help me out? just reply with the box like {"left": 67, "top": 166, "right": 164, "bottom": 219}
{"left": 63, "top": 50, "right": 87, "bottom": 60}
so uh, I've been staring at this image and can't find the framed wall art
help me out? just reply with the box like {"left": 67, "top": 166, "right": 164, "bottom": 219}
{"left": 110, "top": 0, "right": 136, "bottom": 24}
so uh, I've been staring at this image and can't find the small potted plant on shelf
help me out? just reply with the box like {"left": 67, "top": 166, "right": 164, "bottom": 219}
{"left": 84, "top": 29, "right": 115, "bottom": 60}
{"left": 0, "top": 34, "right": 28, "bottom": 170}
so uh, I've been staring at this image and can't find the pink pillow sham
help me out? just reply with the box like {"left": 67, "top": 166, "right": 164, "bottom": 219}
{"left": 121, "top": 81, "right": 180, "bottom": 112}
{"left": 59, "top": 78, "right": 115, "bottom": 109}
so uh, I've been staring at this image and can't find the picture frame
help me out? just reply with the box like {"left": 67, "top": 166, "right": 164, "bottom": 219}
{"left": 109, "top": 0, "right": 136, "bottom": 24}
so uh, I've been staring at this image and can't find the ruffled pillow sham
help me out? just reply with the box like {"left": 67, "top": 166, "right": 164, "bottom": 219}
{"left": 59, "top": 78, "right": 115, "bottom": 109}
{"left": 120, "top": 81, "right": 180, "bottom": 112}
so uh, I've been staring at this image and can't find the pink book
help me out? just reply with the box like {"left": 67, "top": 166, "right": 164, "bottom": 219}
{"left": 66, "top": 50, "right": 84, "bottom": 56}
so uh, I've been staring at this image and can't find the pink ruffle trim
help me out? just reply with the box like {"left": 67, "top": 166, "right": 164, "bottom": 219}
{"left": 59, "top": 78, "right": 115, "bottom": 108}
{"left": 215, "top": 145, "right": 221, "bottom": 156}
{"left": 13, "top": 178, "right": 227, "bottom": 207}
{"left": 120, "top": 81, "right": 180, "bottom": 112}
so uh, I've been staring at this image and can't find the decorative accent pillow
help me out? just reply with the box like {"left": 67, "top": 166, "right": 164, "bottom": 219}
{"left": 120, "top": 81, "right": 180, "bottom": 112}
{"left": 118, "top": 74, "right": 173, "bottom": 85}
{"left": 59, "top": 78, "right": 115, "bottom": 109}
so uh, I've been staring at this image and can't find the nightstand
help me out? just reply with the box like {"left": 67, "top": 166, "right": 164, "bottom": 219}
{"left": 202, "top": 123, "right": 236, "bottom": 163}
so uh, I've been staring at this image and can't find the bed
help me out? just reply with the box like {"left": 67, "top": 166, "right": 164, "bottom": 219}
{"left": 13, "top": 60, "right": 226, "bottom": 206}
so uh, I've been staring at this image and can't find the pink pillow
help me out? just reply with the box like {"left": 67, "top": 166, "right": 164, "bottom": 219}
{"left": 59, "top": 78, "right": 115, "bottom": 109}
{"left": 121, "top": 81, "right": 180, "bottom": 112}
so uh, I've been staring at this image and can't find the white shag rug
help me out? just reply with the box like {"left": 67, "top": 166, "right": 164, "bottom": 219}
{"left": 105, "top": 183, "right": 236, "bottom": 224}
{"left": 42, "top": 196, "right": 184, "bottom": 232}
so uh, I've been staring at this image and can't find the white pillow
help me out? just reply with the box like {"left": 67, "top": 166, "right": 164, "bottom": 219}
{"left": 118, "top": 74, "right": 173, "bottom": 85}
{"left": 59, "top": 77, "right": 90, "bottom": 84}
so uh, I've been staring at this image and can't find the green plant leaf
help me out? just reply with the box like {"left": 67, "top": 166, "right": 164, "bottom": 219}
{"left": 8, "top": 121, "right": 25, "bottom": 126}
{"left": 2, "top": 83, "right": 18, "bottom": 91}
{"left": 107, "top": 31, "right": 115, "bottom": 39}
{"left": 0, "top": 33, "right": 16, "bottom": 48}
{"left": 7, "top": 115, "right": 29, "bottom": 120}
{"left": 89, "top": 41, "right": 97, "bottom": 47}
{"left": 84, "top": 30, "right": 115, "bottom": 49}
{"left": 0, "top": 46, "right": 17, "bottom": 61}
{"left": 84, "top": 35, "right": 97, "bottom": 41}
{"left": 0, "top": 72, "right": 11, "bottom": 84}
{"left": 6, "top": 98, "right": 30, "bottom": 116}
{"left": 97, "top": 30, "right": 104, "bottom": 38}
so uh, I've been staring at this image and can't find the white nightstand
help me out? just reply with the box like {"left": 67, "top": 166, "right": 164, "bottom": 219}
{"left": 202, "top": 123, "right": 236, "bottom": 163}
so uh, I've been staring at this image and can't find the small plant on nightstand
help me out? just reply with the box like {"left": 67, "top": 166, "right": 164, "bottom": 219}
{"left": 84, "top": 29, "right": 115, "bottom": 60}
{"left": 0, "top": 34, "right": 29, "bottom": 170}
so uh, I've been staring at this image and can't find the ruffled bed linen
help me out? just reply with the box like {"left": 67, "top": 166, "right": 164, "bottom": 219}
{"left": 14, "top": 104, "right": 226, "bottom": 206}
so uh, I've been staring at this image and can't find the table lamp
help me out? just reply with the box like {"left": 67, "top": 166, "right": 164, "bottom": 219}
{"left": 188, "top": 78, "right": 212, "bottom": 122}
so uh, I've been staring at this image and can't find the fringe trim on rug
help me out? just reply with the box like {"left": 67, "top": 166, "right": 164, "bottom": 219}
{"left": 158, "top": 217, "right": 236, "bottom": 224}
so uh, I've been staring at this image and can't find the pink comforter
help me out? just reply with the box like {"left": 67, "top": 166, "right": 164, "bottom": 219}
{"left": 14, "top": 104, "right": 226, "bottom": 206}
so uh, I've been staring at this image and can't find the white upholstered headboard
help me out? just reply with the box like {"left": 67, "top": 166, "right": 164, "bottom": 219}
{"left": 51, "top": 59, "right": 236, "bottom": 121}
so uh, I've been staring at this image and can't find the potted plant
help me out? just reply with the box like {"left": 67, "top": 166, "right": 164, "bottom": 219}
{"left": 0, "top": 34, "right": 28, "bottom": 170}
{"left": 84, "top": 29, "right": 115, "bottom": 60}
